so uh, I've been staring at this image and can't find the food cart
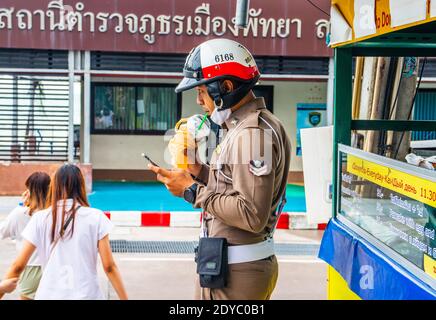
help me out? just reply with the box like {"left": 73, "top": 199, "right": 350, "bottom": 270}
{"left": 319, "top": 0, "right": 436, "bottom": 299}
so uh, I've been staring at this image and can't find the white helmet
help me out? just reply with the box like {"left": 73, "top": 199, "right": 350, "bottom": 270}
{"left": 176, "top": 38, "right": 260, "bottom": 110}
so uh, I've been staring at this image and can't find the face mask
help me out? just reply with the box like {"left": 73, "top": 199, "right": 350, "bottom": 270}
{"left": 210, "top": 108, "right": 232, "bottom": 126}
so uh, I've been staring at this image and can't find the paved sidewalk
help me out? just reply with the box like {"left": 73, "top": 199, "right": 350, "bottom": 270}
{"left": 0, "top": 197, "right": 327, "bottom": 300}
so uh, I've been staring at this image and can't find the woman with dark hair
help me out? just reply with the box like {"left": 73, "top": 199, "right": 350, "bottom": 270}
{"left": 0, "top": 172, "right": 50, "bottom": 300}
{"left": 0, "top": 164, "right": 127, "bottom": 300}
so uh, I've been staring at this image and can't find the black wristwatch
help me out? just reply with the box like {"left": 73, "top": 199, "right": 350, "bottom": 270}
{"left": 183, "top": 183, "right": 198, "bottom": 204}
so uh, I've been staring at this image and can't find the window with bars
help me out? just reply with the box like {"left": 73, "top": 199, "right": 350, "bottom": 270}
{"left": 412, "top": 89, "right": 436, "bottom": 141}
{"left": 0, "top": 75, "right": 69, "bottom": 162}
{"left": 91, "top": 83, "right": 181, "bottom": 135}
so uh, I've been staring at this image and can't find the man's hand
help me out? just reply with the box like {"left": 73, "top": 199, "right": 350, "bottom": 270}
{"left": 148, "top": 164, "right": 195, "bottom": 197}
{"left": 0, "top": 278, "right": 18, "bottom": 294}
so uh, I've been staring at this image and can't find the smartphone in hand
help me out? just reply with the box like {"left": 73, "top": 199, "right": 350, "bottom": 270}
{"left": 141, "top": 153, "right": 160, "bottom": 167}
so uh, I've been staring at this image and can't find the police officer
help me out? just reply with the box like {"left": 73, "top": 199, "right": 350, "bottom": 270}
{"left": 149, "top": 39, "right": 291, "bottom": 300}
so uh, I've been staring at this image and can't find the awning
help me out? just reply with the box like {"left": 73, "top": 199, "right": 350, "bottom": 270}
{"left": 330, "top": 0, "right": 436, "bottom": 47}
{"left": 319, "top": 219, "right": 436, "bottom": 300}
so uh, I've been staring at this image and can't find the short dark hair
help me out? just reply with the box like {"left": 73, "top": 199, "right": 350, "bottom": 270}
{"left": 25, "top": 172, "right": 51, "bottom": 215}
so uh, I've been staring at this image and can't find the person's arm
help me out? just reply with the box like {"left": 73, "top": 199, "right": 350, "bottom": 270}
{"left": 150, "top": 128, "right": 279, "bottom": 233}
{"left": 187, "top": 163, "right": 209, "bottom": 185}
{"left": 0, "top": 278, "right": 18, "bottom": 294}
{"left": 194, "top": 128, "right": 278, "bottom": 233}
{"left": 0, "top": 207, "right": 20, "bottom": 240}
{"left": 0, "top": 240, "right": 35, "bottom": 299}
{"left": 98, "top": 235, "right": 128, "bottom": 300}
{"left": 0, "top": 220, "right": 11, "bottom": 240}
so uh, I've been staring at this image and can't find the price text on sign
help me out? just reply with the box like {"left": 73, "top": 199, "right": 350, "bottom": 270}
{"left": 347, "top": 155, "right": 436, "bottom": 208}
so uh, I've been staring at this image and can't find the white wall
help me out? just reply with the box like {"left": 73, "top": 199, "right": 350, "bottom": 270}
{"left": 91, "top": 135, "right": 170, "bottom": 169}
{"left": 90, "top": 77, "right": 327, "bottom": 171}
{"left": 261, "top": 80, "right": 328, "bottom": 171}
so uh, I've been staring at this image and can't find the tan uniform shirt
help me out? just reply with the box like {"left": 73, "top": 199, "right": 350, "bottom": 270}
{"left": 194, "top": 97, "right": 291, "bottom": 245}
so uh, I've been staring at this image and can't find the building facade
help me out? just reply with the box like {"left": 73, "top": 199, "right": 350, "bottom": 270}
{"left": 0, "top": 0, "right": 334, "bottom": 187}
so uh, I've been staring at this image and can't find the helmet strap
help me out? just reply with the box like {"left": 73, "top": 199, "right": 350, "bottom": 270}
{"left": 206, "top": 81, "right": 226, "bottom": 110}
{"left": 206, "top": 76, "right": 259, "bottom": 111}
{"left": 214, "top": 98, "right": 224, "bottom": 109}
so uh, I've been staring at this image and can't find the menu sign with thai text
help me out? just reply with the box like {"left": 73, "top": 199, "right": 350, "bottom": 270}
{"left": 339, "top": 151, "right": 436, "bottom": 279}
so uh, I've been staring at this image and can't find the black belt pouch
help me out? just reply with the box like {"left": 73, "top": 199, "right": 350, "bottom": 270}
{"left": 195, "top": 237, "right": 228, "bottom": 289}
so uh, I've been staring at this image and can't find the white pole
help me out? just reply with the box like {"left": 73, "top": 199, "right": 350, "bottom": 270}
{"left": 68, "top": 51, "right": 75, "bottom": 163}
{"left": 84, "top": 51, "right": 91, "bottom": 164}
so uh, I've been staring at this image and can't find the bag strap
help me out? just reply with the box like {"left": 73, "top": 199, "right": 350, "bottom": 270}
{"left": 48, "top": 205, "right": 81, "bottom": 259}
{"left": 269, "top": 192, "right": 287, "bottom": 237}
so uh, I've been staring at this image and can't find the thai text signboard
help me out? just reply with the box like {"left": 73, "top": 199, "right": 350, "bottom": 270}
{"left": 338, "top": 146, "right": 436, "bottom": 281}
{"left": 0, "top": 0, "right": 332, "bottom": 57}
